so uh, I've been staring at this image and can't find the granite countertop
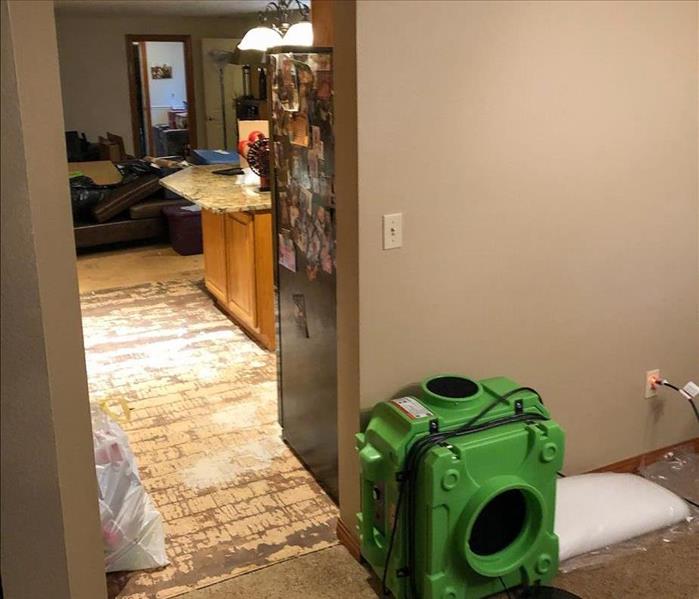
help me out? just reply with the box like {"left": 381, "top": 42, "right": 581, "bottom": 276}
{"left": 159, "top": 165, "right": 271, "bottom": 213}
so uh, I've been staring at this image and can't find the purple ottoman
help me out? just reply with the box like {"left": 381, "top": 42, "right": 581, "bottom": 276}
{"left": 162, "top": 204, "right": 202, "bottom": 255}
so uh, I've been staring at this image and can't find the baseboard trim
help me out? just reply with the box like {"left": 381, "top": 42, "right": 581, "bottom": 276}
{"left": 589, "top": 437, "right": 698, "bottom": 474}
{"left": 336, "top": 517, "right": 361, "bottom": 562}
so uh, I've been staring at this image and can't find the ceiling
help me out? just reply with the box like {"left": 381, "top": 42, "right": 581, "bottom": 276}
{"left": 54, "top": 0, "right": 271, "bottom": 17}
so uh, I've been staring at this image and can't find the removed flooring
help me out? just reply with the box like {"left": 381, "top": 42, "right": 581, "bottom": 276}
{"left": 80, "top": 278, "right": 337, "bottom": 598}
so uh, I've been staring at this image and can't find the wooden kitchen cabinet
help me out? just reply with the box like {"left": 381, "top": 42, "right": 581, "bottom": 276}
{"left": 225, "top": 212, "right": 257, "bottom": 329}
{"left": 201, "top": 209, "right": 227, "bottom": 303}
{"left": 201, "top": 208, "right": 275, "bottom": 351}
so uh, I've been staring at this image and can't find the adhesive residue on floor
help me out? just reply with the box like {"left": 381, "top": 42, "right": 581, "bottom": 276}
{"left": 80, "top": 279, "right": 337, "bottom": 599}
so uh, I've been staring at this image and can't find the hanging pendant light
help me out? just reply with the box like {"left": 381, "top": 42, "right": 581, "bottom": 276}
{"left": 238, "top": 0, "right": 312, "bottom": 52}
{"left": 238, "top": 26, "right": 283, "bottom": 51}
{"left": 282, "top": 20, "right": 313, "bottom": 46}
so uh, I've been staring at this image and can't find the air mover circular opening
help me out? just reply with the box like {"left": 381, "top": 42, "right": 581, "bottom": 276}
{"left": 424, "top": 375, "right": 481, "bottom": 401}
{"left": 461, "top": 481, "right": 545, "bottom": 578}
{"left": 469, "top": 489, "right": 527, "bottom": 555}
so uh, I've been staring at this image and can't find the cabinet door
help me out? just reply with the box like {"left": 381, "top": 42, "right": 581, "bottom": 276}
{"left": 201, "top": 209, "right": 227, "bottom": 303}
{"left": 225, "top": 212, "right": 257, "bottom": 329}
{"left": 252, "top": 210, "right": 275, "bottom": 350}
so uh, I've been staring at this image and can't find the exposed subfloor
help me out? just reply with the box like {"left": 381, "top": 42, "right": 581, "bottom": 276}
{"left": 78, "top": 248, "right": 338, "bottom": 598}
{"left": 77, "top": 243, "right": 204, "bottom": 293}
{"left": 181, "top": 531, "right": 699, "bottom": 599}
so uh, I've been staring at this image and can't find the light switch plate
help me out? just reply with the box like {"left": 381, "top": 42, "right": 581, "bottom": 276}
{"left": 383, "top": 213, "right": 403, "bottom": 250}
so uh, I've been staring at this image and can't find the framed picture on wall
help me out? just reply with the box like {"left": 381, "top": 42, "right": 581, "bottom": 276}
{"left": 151, "top": 64, "right": 173, "bottom": 79}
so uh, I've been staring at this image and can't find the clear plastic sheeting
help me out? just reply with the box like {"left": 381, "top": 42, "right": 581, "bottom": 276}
{"left": 558, "top": 507, "right": 698, "bottom": 573}
{"left": 558, "top": 451, "right": 698, "bottom": 573}
{"left": 639, "top": 448, "right": 698, "bottom": 506}
{"left": 92, "top": 405, "right": 169, "bottom": 572}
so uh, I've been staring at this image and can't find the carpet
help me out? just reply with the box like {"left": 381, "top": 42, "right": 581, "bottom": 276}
{"left": 80, "top": 279, "right": 338, "bottom": 598}
{"left": 178, "top": 532, "right": 699, "bottom": 599}
{"left": 553, "top": 523, "right": 699, "bottom": 599}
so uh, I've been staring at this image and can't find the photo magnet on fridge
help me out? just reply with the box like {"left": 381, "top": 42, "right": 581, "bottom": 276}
{"left": 321, "top": 241, "right": 333, "bottom": 274}
{"left": 315, "top": 71, "right": 332, "bottom": 101}
{"left": 293, "top": 225, "right": 307, "bottom": 253}
{"left": 278, "top": 56, "right": 299, "bottom": 112}
{"left": 300, "top": 187, "right": 313, "bottom": 216}
{"left": 311, "top": 125, "right": 321, "bottom": 149}
{"left": 291, "top": 148, "right": 310, "bottom": 186}
{"left": 309, "top": 152, "right": 319, "bottom": 179}
{"left": 305, "top": 263, "right": 319, "bottom": 282}
{"left": 292, "top": 293, "right": 310, "bottom": 338}
{"left": 306, "top": 228, "right": 321, "bottom": 265}
{"left": 278, "top": 231, "right": 297, "bottom": 272}
{"left": 278, "top": 190, "right": 290, "bottom": 228}
{"left": 309, "top": 53, "right": 331, "bottom": 72}
{"left": 290, "top": 114, "right": 309, "bottom": 147}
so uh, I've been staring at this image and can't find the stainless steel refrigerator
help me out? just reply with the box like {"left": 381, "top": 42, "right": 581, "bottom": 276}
{"left": 268, "top": 47, "right": 337, "bottom": 500}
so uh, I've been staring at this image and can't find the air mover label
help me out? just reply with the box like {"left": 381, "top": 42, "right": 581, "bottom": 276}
{"left": 391, "top": 397, "right": 433, "bottom": 419}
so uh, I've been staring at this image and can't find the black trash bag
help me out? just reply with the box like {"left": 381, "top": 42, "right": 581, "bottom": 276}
{"left": 116, "top": 159, "right": 159, "bottom": 184}
{"left": 69, "top": 175, "right": 114, "bottom": 222}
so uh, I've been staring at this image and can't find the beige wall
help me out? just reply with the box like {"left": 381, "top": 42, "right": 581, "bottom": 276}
{"left": 333, "top": 0, "right": 361, "bottom": 530}
{"left": 336, "top": 0, "right": 699, "bottom": 527}
{"left": 1, "top": 2, "right": 106, "bottom": 597}
{"left": 54, "top": 12, "right": 258, "bottom": 154}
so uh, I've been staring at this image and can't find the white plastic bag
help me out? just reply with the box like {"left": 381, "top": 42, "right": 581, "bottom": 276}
{"left": 555, "top": 472, "right": 691, "bottom": 562}
{"left": 92, "top": 404, "right": 169, "bottom": 572}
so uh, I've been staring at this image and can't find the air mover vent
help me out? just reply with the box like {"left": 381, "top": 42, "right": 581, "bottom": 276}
{"left": 357, "top": 374, "right": 564, "bottom": 598}
{"left": 469, "top": 489, "right": 527, "bottom": 556}
{"left": 426, "top": 376, "right": 480, "bottom": 399}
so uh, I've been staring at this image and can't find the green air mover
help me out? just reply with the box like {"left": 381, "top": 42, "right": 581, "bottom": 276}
{"left": 356, "top": 375, "right": 565, "bottom": 599}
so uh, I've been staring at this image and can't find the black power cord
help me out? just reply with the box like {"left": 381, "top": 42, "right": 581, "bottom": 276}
{"left": 381, "top": 473, "right": 406, "bottom": 595}
{"left": 380, "top": 386, "right": 548, "bottom": 598}
{"left": 655, "top": 379, "right": 699, "bottom": 423}
{"left": 499, "top": 576, "right": 513, "bottom": 599}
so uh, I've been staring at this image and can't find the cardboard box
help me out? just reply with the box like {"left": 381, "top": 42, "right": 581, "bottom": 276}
{"left": 68, "top": 161, "right": 122, "bottom": 185}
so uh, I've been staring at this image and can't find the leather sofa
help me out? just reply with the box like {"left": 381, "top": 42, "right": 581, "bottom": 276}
{"left": 73, "top": 171, "right": 191, "bottom": 250}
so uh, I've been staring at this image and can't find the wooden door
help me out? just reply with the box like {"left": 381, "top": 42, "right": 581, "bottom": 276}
{"left": 201, "top": 209, "right": 227, "bottom": 303}
{"left": 225, "top": 212, "right": 257, "bottom": 328}
{"left": 201, "top": 38, "right": 243, "bottom": 151}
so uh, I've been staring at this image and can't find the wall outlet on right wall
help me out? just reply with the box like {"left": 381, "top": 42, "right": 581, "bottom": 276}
{"left": 645, "top": 369, "right": 660, "bottom": 399}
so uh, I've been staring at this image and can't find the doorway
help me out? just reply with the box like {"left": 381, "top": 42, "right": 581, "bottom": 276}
{"left": 126, "top": 34, "right": 198, "bottom": 158}
{"left": 74, "top": 34, "right": 338, "bottom": 599}
{"left": 6, "top": 0, "right": 346, "bottom": 597}
{"left": 201, "top": 38, "right": 242, "bottom": 151}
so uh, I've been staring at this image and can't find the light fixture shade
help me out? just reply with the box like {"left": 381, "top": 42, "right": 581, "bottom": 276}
{"left": 238, "top": 26, "right": 283, "bottom": 51}
{"left": 282, "top": 21, "right": 314, "bottom": 46}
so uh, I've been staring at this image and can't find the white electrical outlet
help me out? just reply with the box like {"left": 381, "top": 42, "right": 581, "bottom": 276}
{"left": 645, "top": 369, "right": 660, "bottom": 399}
{"left": 383, "top": 213, "right": 403, "bottom": 250}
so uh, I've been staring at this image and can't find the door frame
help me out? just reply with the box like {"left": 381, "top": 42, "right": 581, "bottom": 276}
{"left": 125, "top": 34, "right": 198, "bottom": 157}
{"left": 137, "top": 41, "right": 153, "bottom": 155}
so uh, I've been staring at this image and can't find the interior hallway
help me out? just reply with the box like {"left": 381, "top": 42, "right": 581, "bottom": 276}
{"left": 77, "top": 248, "right": 338, "bottom": 597}
{"left": 75, "top": 247, "right": 699, "bottom": 599}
